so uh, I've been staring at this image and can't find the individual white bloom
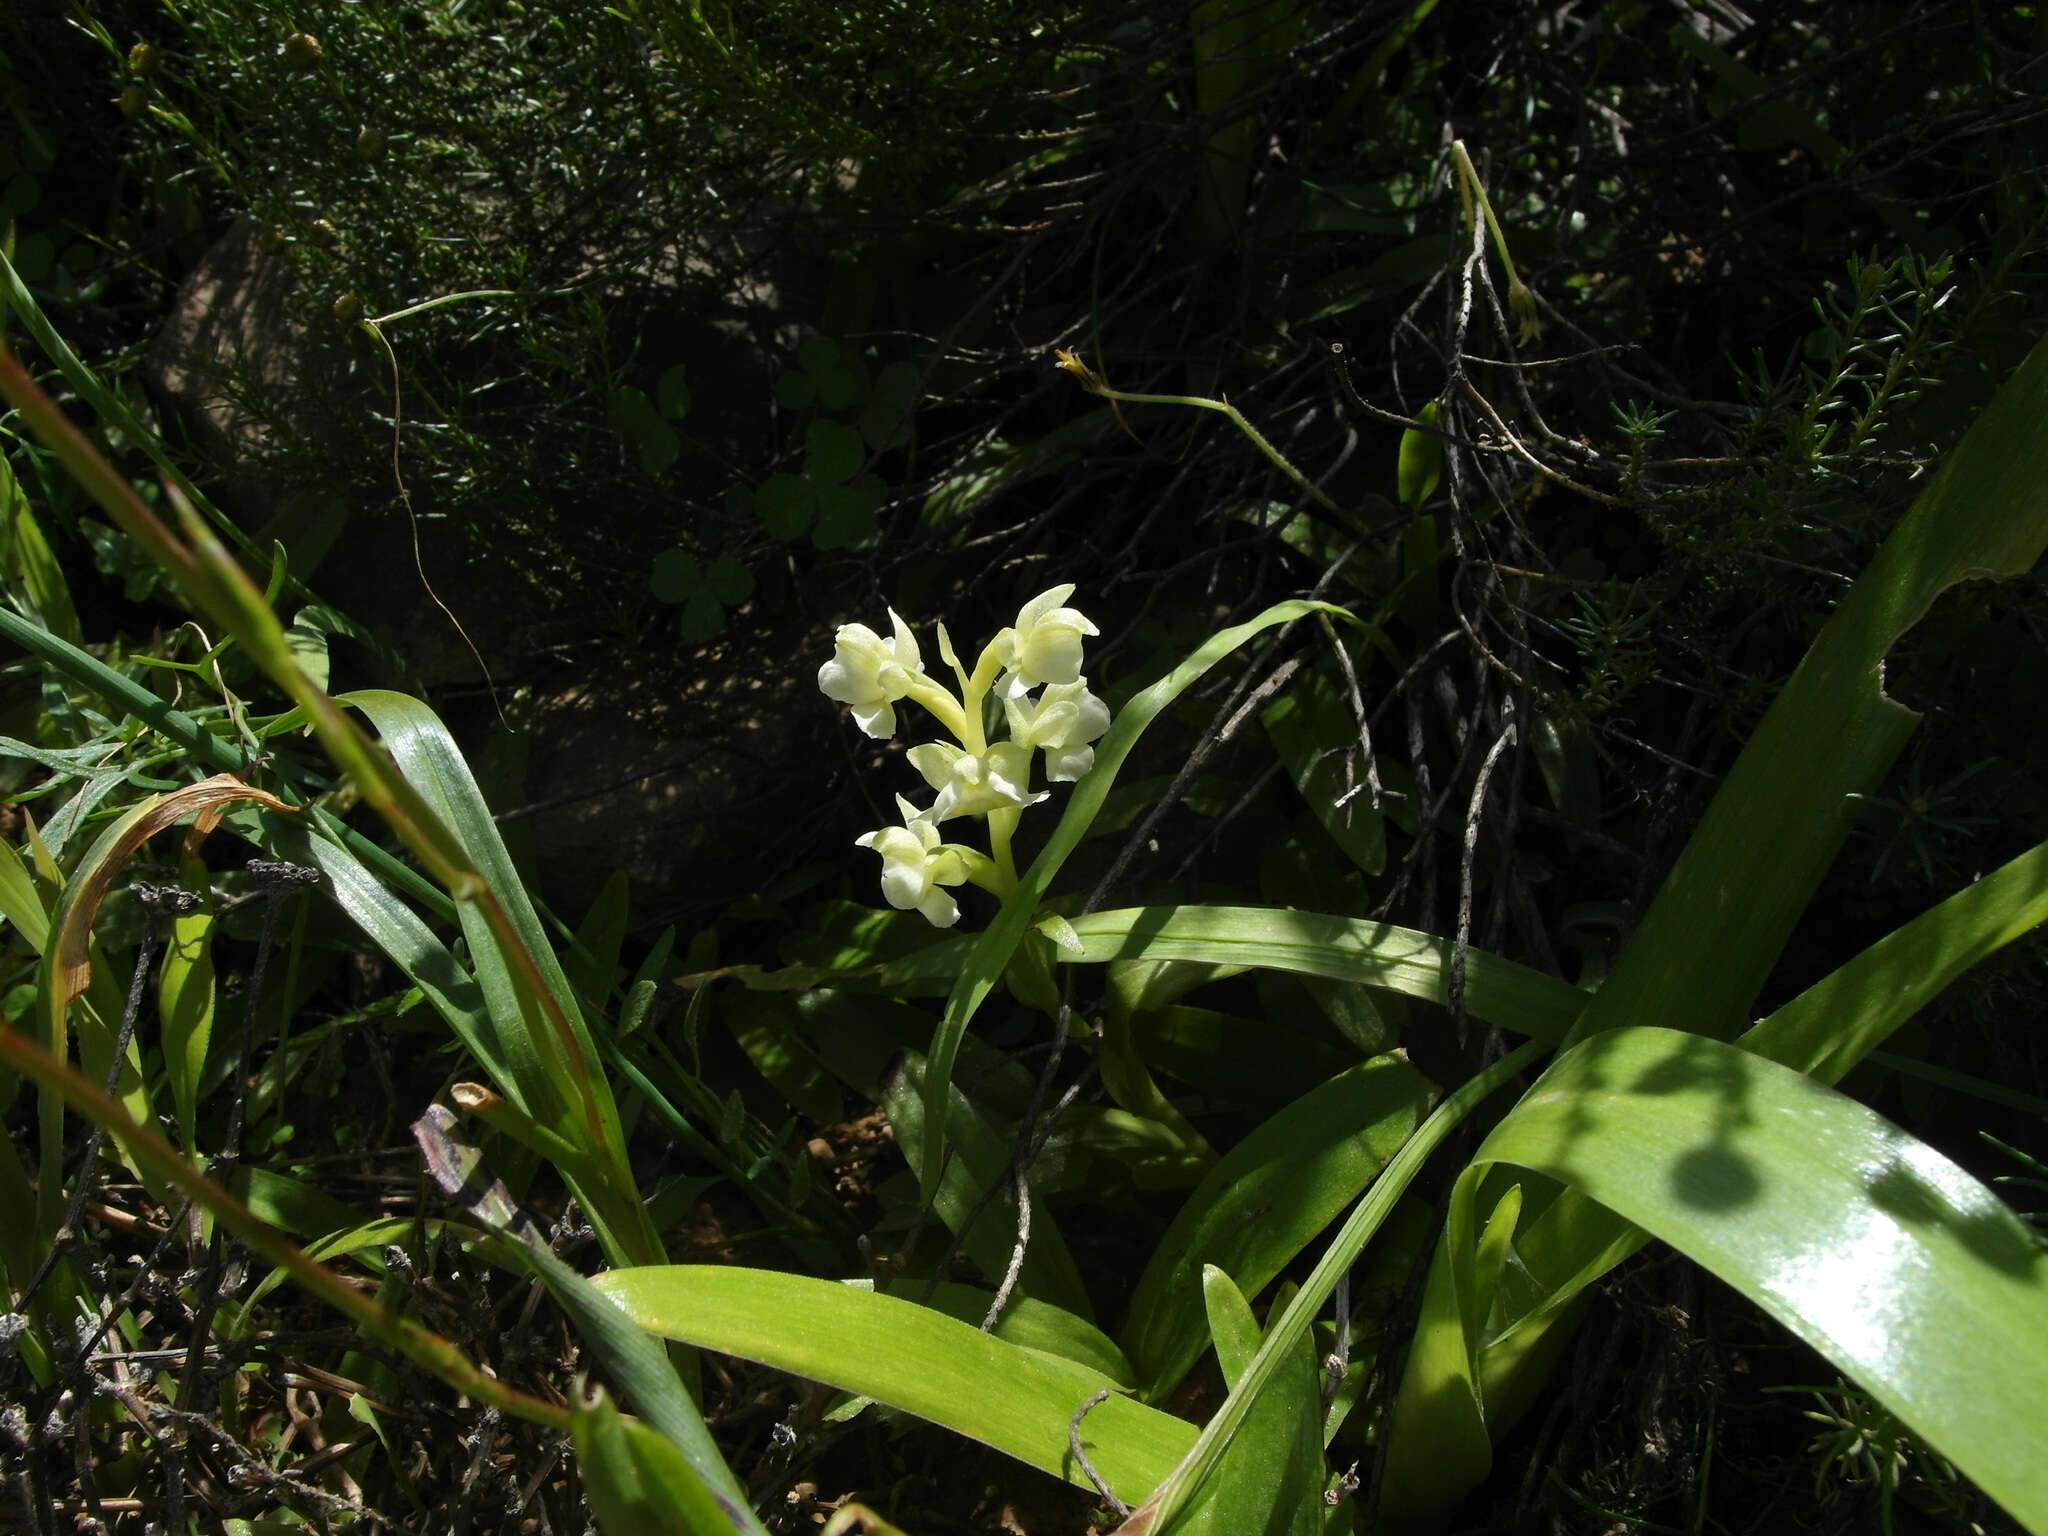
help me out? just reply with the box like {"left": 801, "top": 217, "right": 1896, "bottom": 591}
{"left": 818, "top": 609, "right": 923, "bottom": 738}
{"left": 906, "top": 740, "right": 1048, "bottom": 822}
{"left": 992, "top": 584, "right": 1099, "bottom": 699}
{"left": 1004, "top": 681, "right": 1113, "bottom": 782}
{"left": 855, "top": 796, "right": 969, "bottom": 927}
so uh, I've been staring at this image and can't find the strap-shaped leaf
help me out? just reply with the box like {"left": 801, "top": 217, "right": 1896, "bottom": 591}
{"left": 1460, "top": 1027, "right": 2048, "bottom": 1534}
{"left": 594, "top": 1265, "right": 1196, "bottom": 1504}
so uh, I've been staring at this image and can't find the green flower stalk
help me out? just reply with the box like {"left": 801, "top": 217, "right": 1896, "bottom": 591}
{"left": 820, "top": 586, "right": 1112, "bottom": 927}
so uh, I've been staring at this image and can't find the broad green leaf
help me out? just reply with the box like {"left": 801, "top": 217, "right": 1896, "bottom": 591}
{"left": 1123, "top": 1055, "right": 1434, "bottom": 1399}
{"left": 703, "top": 555, "right": 752, "bottom": 607}
{"left": 923, "top": 598, "right": 1369, "bottom": 1204}
{"left": 811, "top": 480, "right": 881, "bottom": 549}
{"left": 1062, "top": 907, "right": 1583, "bottom": 1044}
{"left": 656, "top": 363, "right": 692, "bottom": 419}
{"left": 1746, "top": 834, "right": 2048, "bottom": 1085}
{"left": 228, "top": 1165, "right": 374, "bottom": 1247}
{"left": 859, "top": 1279, "right": 1134, "bottom": 1383}
{"left": 1261, "top": 669, "right": 1385, "bottom": 877}
{"left": 284, "top": 607, "right": 332, "bottom": 692}
{"left": 1456, "top": 1028, "right": 2048, "bottom": 1534}
{"left": 724, "top": 992, "right": 843, "bottom": 1125}
{"left": 275, "top": 819, "right": 517, "bottom": 1102}
{"left": 593, "top": 1265, "right": 1196, "bottom": 1504}
{"left": 1188, "top": 1270, "right": 1322, "bottom": 1536}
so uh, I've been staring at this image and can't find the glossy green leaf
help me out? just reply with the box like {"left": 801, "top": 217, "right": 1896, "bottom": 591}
{"left": 1123, "top": 1055, "right": 1434, "bottom": 1399}
{"left": 274, "top": 819, "right": 513, "bottom": 1100}
{"left": 1746, "top": 834, "right": 2048, "bottom": 1085}
{"left": 1384, "top": 330, "right": 2048, "bottom": 1528}
{"left": 1463, "top": 1028, "right": 2048, "bottom": 1534}
{"left": 1062, "top": 906, "right": 1583, "bottom": 1045}
{"left": 593, "top": 1265, "right": 1196, "bottom": 1504}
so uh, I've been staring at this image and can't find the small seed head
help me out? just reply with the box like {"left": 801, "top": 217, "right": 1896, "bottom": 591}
{"left": 281, "top": 32, "right": 323, "bottom": 69}
{"left": 119, "top": 82, "right": 150, "bottom": 119}
{"left": 355, "top": 124, "right": 388, "bottom": 162}
{"left": 127, "top": 42, "right": 161, "bottom": 77}
{"left": 333, "top": 291, "right": 364, "bottom": 326}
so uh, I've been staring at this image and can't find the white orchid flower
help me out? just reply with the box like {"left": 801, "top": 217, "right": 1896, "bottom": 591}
{"left": 818, "top": 608, "right": 925, "bottom": 738}
{"left": 854, "top": 796, "right": 971, "bottom": 927}
{"left": 906, "top": 741, "right": 1048, "bottom": 822}
{"left": 1004, "top": 680, "right": 1113, "bottom": 782}
{"left": 991, "top": 584, "right": 1099, "bottom": 699}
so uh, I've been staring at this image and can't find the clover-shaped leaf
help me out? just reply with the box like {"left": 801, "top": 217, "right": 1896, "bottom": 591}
{"left": 812, "top": 477, "right": 882, "bottom": 550}
{"left": 609, "top": 385, "right": 679, "bottom": 475}
{"left": 755, "top": 474, "right": 818, "bottom": 540}
{"left": 656, "top": 363, "right": 692, "bottom": 420}
{"left": 650, "top": 548, "right": 754, "bottom": 641}
{"left": 805, "top": 419, "right": 865, "bottom": 486}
